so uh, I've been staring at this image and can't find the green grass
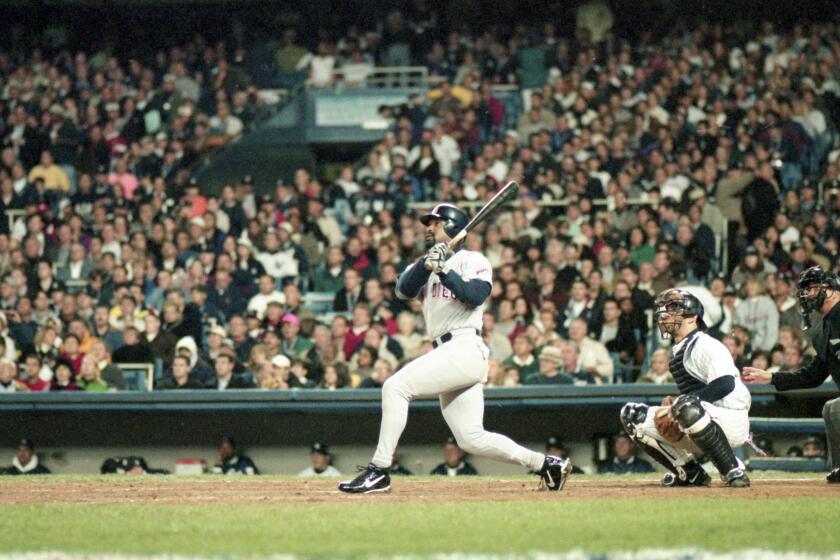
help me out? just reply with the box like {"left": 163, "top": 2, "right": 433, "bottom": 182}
{"left": 0, "top": 474, "right": 836, "bottom": 557}
{"left": 1, "top": 500, "right": 838, "bottom": 556}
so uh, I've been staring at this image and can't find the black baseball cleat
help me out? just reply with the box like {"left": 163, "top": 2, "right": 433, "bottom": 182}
{"left": 338, "top": 463, "right": 391, "bottom": 494}
{"left": 827, "top": 468, "right": 840, "bottom": 484}
{"left": 661, "top": 463, "right": 712, "bottom": 487}
{"left": 538, "top": 455, "right": 572, "bottom": 491}
{"left": 723, "top": 467, "right": 751, "bottom": 488}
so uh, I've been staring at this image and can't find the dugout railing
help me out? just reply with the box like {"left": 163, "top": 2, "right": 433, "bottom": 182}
{"left": 0, "top": 382, "right": 832, "bottom": 449}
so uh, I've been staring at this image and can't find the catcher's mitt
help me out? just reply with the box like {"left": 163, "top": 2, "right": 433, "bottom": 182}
{"left": 655, "top": 403, "right": 684, "bottom": 443}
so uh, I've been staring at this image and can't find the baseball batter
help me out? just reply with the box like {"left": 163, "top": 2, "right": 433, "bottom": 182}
{"left": 339, "top": 203, "right": 571, "bottom": 493}
{"left": 620, "top": 288, "right": 751, "bottom": 487}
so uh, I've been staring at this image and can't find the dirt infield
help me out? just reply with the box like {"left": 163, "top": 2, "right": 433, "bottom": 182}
{"left": 1, "top": 478, "right": 836, "bottom": 505}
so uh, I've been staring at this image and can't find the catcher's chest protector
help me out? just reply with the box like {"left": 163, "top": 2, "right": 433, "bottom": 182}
{"left": 669, "top": 330, "right": 706, "bottom": 394}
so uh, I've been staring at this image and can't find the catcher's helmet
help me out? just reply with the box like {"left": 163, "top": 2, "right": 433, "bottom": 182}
{"left": 419, "top": 203, "right": 468, "bottom": 238}
{"left": 655, "top": 288, "right": 706, "bottom": 338}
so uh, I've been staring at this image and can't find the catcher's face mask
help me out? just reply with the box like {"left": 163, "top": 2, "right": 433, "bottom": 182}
{"left": 655, "top": 291, "right": 689, "bottom": 340}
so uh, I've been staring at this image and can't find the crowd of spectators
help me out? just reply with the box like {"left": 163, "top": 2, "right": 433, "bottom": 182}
{"left": 0, "top": 10, "right": 838, "bottom": 397}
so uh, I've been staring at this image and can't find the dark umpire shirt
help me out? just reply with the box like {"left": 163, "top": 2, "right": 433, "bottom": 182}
{"left": 772, "top": 301, "right": 840, "bottom": 390}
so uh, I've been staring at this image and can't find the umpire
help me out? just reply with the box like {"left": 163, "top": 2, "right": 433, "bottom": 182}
{"left": 743, "top": 266, "right": 840, "bottom": 484}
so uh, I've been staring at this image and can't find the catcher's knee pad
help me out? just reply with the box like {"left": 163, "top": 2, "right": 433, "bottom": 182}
{"left": 620, "top": 402, "right": 649, "bottom": 439}
{"left": 671, "top": 394, "right": 710, "bottom": 434}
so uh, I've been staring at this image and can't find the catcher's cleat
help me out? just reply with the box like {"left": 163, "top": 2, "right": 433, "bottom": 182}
{"left": 338, "top": 463, "right": 391, "bottom": 494}
{"left": 661, "top": 462, "right": 712, "bottom": 487}
{"left": 826, "top": 468, "right": 840, "bottom": 484}
{"left": 723, "top": 467, "right": 751, "bottom": 488}
{"left": 538, "top": 455, "right": 572, "bottom": 491}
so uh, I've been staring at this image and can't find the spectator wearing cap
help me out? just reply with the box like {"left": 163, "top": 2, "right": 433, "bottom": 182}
{"left": 212, "top": 437, "right": 259, "bottom": 475}
{"left": 204, "top": 324, "right": 230, "bottom": 365}
{"left": 545, "top": 436, "right": 584, "bottom": 474}
{"left": 298, "top": 442, "right": 341, "bottom": 477}
{"left": 3, "top": 439, "right": 50, "bottom": 475}
{"left": 430, "top": 436, "right": 478, "bottom": 476}
{"left": 279, "top": 312, "right": 314, "bottom": 361}
{"left": 269, "top": 353, "right": 293, "bottom": 389}
{"left": 523, "top": 345, "right": 573, "bottom": 385}
{"left": 785, "top": 241, "right": 818, "bottom": 279}
{"left": 731, "top": 245, "right": 778, "bottom": 290}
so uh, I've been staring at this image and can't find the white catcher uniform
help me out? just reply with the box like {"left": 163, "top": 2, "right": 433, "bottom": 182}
{"left": 370, "top": 249, "right": 547, "bottom": 472}
{"left": 629, "top": 330, "right": 751, "bottom": 468}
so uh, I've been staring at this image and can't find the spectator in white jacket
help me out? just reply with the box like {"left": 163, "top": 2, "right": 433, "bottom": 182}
{"left": 247, "top": 274, "right": 286, "bottom": 320}
{"left": 733, "top": 277, "right": 779, "bottom": 352}
{"left": 569, "top": 318, "right": 614, "bottom": 384}
{"left": 256, "top": 226, "right": 304, "bottom": 287}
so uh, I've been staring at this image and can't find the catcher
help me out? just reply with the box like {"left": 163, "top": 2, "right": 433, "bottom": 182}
{"left": 620, "top": 289, "right": 752, "bottom": 487}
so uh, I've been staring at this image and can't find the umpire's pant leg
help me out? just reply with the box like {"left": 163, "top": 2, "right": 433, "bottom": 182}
{"left": 823, "top": 397, "right": 840, "bottom": 469}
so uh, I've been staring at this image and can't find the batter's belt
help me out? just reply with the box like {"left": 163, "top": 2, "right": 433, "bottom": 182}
{"left": 432, "top": 328, "right": 481, "bottom": 349}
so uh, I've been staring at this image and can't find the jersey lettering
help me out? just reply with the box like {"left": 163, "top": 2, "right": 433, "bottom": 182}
{"left": 418, "top": 250, "right": 490, "bottom": 340}
{"left": 431, "top": 283, "right": 456, "bottom": 301}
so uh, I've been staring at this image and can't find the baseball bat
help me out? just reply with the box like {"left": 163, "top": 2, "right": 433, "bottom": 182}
{"left": 424, "top": 181, "right": 520, "bottom": 270}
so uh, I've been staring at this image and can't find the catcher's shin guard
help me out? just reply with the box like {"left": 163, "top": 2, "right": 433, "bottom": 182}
{"left": 620, "top": 402, "right": 682, "bottom": 476}
{"left": 672, "top": 395, "right": 748, "bottom": 486}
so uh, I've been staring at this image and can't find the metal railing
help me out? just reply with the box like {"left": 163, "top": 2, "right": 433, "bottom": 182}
{"left": 310, "top": 65, "right": 521, "bottom": 91}
{"left": 310, "top": 66, "right": 430, "bottom": 89}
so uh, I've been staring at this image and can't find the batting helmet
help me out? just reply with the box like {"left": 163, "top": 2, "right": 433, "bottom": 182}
{"left": 419, "top": 203, "right": 468, "bottom": 238}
